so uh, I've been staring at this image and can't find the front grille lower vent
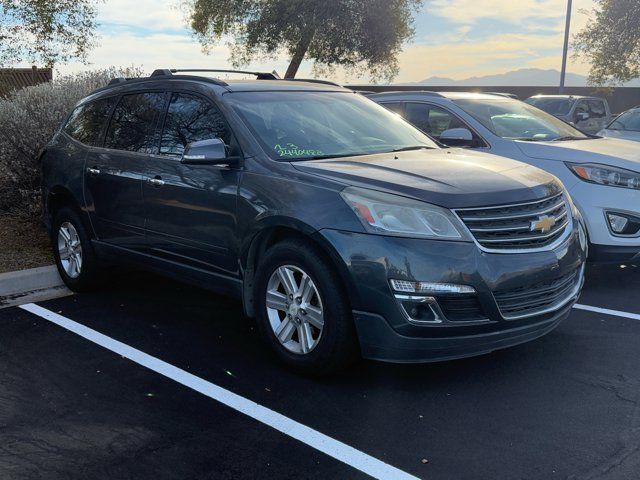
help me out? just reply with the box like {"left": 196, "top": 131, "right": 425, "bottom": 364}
{"left": 455, "top": 192, "right": 570, "bottom": 251}
{"left": 494, "top": 268, "right": 582, "bottom": 319}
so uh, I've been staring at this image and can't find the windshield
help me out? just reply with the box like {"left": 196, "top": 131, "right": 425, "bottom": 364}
{"left": 607, "top": 110, "right": 640, "bottom": 131}
{"left": 227, "top": 91, "right": 438, "bottom": 160}
{"left": 524, "top": 97, "right": 573, "bottom": 116}
{"left": 454, "top": 98, "right": 588, "bottom": 141}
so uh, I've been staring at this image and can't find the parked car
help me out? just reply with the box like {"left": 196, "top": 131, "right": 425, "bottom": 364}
{"left": 370, "top": 91, "right": 640, "bottom": 263}
{"left": 41, "top": 71, "right": 586, "bottom": 373}
{"left": 524, "top": 95, "right": 611, "bottom": 134}
{"left": 598, "top": 106, "right": 640, "bottom": 142}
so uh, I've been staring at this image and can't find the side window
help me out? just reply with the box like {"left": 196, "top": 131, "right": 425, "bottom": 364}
{"left": 104, "top": 92, "right": 166, "bottom": 153}
{"left": 380, "top": 102, "right": 405, "bottom": 116}
{"left": 64, "top": 97, "right": 116, "bottom": 146}
{"left": 588, "top": 100, "right": 606, "bottom": 119}
{"left": 402, "top": 102, "right": 486, "bottom": 148}
{"left": 404, "top": 103, "right": 465, "bottom": 137}
{"left": 160, "top": 93, "right": 232, "bottom": 156}
{"left": 575, "top": 100, "right": 589, "bottom": 118}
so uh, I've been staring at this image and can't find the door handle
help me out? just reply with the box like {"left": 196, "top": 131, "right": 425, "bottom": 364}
{"left": 148, "top": 177, "right": 165, "bottom": 187}
{"left": 87, "top": 167, "right": 101, "bottom": 176}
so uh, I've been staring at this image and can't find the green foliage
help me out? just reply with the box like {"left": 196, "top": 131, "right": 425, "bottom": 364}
{"left": 0, "top": 67, "right": 143, "bottom": 216}
{"left": 0, "top": 0, "right": 102, "bottom": 67}
{"left": 573, "top": 0, "right": 640, "bottom": 86}
{"left": 187, "top": 0, "right": 423, "bottom": 81}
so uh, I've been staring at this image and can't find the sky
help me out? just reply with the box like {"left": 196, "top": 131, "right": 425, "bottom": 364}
{"left": 50, "top": 0, "right": 598, "bottom": 83}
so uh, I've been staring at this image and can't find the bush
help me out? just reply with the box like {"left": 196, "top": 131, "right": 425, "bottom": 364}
{"left": 0, "top": 67, "right": 143, "bottom": 217}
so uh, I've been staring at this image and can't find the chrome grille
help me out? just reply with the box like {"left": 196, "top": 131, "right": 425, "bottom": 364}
{"left": 455, "top": 192, "right": 570, "bottom": 251}
{"left": 494, "top": 267, "right": 583, "bottom": 319}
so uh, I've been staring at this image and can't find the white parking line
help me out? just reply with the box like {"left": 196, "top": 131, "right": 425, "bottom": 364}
{"left": 18, "top": 303, "right": 419, "bottom": 480}
{"left": 573, "top": 303, "right": 640, "bottom": 321}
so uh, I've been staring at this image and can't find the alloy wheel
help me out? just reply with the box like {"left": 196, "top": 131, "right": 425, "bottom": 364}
{"left": 265, "top": 265, "right": 324, "bottom": 355}
{"left": 57, "top": 222, "right": 83, "bottom": 279}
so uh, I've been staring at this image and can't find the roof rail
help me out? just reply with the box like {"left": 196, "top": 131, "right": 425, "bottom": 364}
{"left": 363, "top": 90, "right": 445, "bottom": 98}
{"left": 108, "top": 77, "right": 129, "bottom": 85}
{"left": 151, "top": 68, "right": 280, "bottom": 80}
{"left": 284, "top": 78, "right": 342, "bottom": 87}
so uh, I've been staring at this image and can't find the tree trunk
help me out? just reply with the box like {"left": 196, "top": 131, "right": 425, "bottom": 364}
{"left": 284, "top": 31, "right": 314, "bottom": 79}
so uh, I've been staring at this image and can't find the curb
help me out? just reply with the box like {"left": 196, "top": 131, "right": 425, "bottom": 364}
{"left": 0, "top": 265, "right": 70, "bottom": 308}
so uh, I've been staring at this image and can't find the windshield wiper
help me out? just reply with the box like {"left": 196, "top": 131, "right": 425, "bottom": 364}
{"left": 389, "top": 145, "right": 434, "bottom": 152}
{"left": 289, "top": 152, "right": 369, "bottom": 161}
{"left": 551, "top": 136, "right": 590, "bottom": 141}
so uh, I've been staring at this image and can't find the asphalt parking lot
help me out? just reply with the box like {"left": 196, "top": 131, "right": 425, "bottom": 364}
{"left": 2, "top": 263, "right": 640, "bottom": 480}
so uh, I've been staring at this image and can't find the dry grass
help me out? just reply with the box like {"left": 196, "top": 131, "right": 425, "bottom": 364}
{"left": 0, "top": 214, "right": 52, "bottom": 273}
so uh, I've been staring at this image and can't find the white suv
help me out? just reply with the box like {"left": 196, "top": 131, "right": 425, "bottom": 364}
{"left": 370, "top": 91, "right": 640, "bottom": 263}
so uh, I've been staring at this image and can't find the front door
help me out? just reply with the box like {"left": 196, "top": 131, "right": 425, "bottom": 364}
{"left": 142, "top": 92, "right": 241, "bottom": 276}
{"left": 86, "top": 91, "right": 166, "bottom": 250}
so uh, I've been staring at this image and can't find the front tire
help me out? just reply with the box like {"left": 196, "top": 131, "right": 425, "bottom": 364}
{"left": 254, "top": 239, "right": 359, "bottom": 375}
{"left": 52, "top": 207, "right": 102, "bottom": 292}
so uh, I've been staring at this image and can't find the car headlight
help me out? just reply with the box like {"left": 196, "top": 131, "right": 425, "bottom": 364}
{"left": 566, "top": 163, "right": 640, "bottom": 190}
{"left": 340, "top": 187, "right": 471, "bottom": 240}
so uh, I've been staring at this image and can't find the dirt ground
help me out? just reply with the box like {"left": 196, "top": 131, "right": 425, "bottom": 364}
{"left": 0, "top": 214, "right": 52, "bottom": 273}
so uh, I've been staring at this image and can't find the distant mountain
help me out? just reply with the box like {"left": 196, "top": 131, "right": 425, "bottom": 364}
{"left": 401, "top": 68, "right": 640, "bottom": 87}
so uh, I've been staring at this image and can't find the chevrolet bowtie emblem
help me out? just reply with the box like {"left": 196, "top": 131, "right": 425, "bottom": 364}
{"left": 531, "top": 215, "right": 556, "bottom": 233}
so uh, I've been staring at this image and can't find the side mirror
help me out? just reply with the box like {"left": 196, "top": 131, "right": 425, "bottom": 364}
{"left": 576, "top": 111, "right": 590, "bottom": 122}
{"left": 439, "top": 128, "right": 474, "bottom": 147}
{"left": 181, "top": 138, "right": 239, "bottom": 166}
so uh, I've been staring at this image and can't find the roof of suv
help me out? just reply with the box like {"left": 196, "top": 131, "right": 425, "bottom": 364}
{"left": 367, "top": 91, "right": 512, "bottom": 101}
{"left": 527, "top": 94, "right": 599, "bottom": 100}
{"left": 221, "top": 79, "right": 346, "bottom": 92}
{"left": 93, "top": 68, "right": 348, "bottom": 97}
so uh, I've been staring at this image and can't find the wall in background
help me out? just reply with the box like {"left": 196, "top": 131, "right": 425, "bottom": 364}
{"left": 349, "top": 85, "right": 640, "bottom": 114}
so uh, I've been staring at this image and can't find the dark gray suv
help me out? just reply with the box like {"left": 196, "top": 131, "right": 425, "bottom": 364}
{"left": 41, "top": 69, "right": 587, "bottom": 373}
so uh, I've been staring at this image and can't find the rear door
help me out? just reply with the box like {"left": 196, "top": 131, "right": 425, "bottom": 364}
{"left": 85, "top": 91, "right": 166, "bottom": 250}
{"left": 142, "top": 91, "right": 241, "bottom": 276}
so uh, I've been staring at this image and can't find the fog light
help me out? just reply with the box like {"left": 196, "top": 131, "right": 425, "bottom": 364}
{"left": 606, "top": 212, "right": 640, "bottom": 236}
{"left": 399, "top": 298, "right": 439, "bottom": 322}
{"left": 394, "top": 295, "right": 443, "bottom": 324}
{"left": 607, "top": 213, "right": 629, "bottom": 233}
{"left": 390, "top": 279, "right": 475, "bottom": 294}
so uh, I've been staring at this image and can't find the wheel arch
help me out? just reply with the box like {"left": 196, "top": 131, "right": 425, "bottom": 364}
{"left": 46, "top": 186, "right": 93, "bottom": 236}
{"left": 240, "top": 217, "right": 359, "bottom": 318}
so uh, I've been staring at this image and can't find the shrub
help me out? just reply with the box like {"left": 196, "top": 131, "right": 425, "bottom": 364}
{"left": 0, "top": 67, "right": 144, "bottom": 217}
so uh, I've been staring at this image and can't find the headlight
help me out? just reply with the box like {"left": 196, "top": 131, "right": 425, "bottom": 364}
{"left": 340, "top": 187, "right": 470, "bottom": 240}
{"left": 566, "top": 163, "right": 640, "bottom": 190}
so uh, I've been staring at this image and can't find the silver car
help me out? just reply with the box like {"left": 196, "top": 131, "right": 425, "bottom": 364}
{"left": 598, "top": 107, "right": 640, "bottom": 142}
{"left": 525, "top": 95, "right": 611, "bottom": 135}
{"left": 370, "top": 91, "right": 640, "bottom": 264}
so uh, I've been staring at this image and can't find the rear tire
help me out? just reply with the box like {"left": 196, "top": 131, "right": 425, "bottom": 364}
{"left": 52, "top": 207, "right": 102, "bottom": 292}
{"left": 254, "top": 239, "right": 359, "bottom": 375}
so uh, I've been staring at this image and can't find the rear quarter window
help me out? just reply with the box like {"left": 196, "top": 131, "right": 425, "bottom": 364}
{"left": 63, "top": 97, "right": 117, "bottom": 146}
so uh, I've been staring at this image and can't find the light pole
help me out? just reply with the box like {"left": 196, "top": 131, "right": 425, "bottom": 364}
{"left": 559, "top": 0, "right": 573, "bottom": 94}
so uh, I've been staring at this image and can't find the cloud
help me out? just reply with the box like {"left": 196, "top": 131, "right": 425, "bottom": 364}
{"left": 47, "top": 0, "right": 598, "bottom": 84}
{"left": 429, "top": 0, "right": 594, "bottom": 25}
{"left": 96, "top": 0, "right": 186, "bottom": 31}
{"left": 392, "top": 30, "right": 590, "bottom": 82}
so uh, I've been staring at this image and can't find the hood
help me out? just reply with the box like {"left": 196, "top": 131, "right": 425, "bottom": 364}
{"left": 292, "top": 149, "right": 560, "bottom": 209}
{"left": 599, "top": 129, "right": 640, "bottom": 143}
{"left": 515, "top": 137, "right": 640, "bottom": 172}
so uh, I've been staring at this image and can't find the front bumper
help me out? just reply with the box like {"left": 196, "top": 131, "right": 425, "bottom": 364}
{"left": 318, "top": 225, "right": 586, "bottom": 363}
{"left": 568, "top": 181, "right": 640, "bottom": 263}
{"left": 353, "top": 302, "right": 573, "bottom": 363}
